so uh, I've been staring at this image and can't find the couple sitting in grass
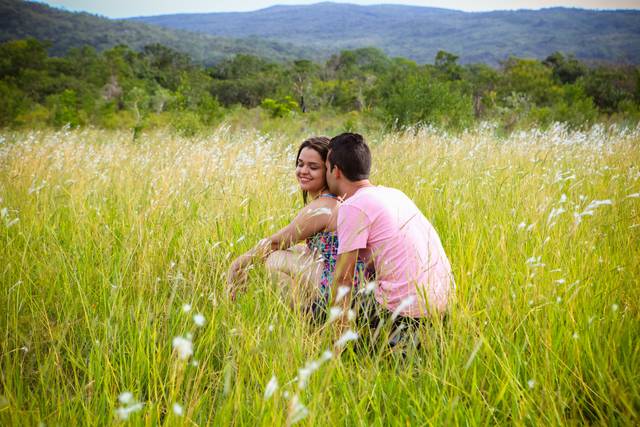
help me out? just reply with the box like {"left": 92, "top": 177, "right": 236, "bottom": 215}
{"left": 227, "top": 133, "right": 453, "bottom": 345}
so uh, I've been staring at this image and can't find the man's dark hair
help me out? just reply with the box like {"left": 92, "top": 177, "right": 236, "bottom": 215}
{"left": 328, "top": 133, "right": 371, "bottom": 181}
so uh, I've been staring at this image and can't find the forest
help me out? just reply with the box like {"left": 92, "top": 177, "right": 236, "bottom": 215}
{"left": 1, "top": 37, "right": 639, "bottom": 135}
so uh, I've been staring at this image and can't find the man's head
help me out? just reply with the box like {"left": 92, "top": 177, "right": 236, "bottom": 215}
{"left": 326, "top": 133, "right": 371, "bottom": 194}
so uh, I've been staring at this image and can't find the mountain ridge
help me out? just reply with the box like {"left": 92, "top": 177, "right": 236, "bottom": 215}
{"left": 2, "top": 1, "right": 640, "bottom": 65}
{"left": 0, "top": 0, "right": 321, "bottom": 65}
{"left": 129, "top": 2, "right": 640, "bottom": 64}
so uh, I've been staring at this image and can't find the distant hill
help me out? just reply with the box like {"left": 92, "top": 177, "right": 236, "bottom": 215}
{"left": 0, "top": 0, "right": 319, "bottom": 65}
{"left": 130, "top": 2, "right": 640, "bottom": 64}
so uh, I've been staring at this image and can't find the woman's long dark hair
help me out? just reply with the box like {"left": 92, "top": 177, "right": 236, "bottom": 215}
{"left": 296, "top": 136, "right": 331, "bottom": 204}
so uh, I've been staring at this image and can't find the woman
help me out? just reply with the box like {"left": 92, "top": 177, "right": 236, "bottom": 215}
{"left": 226, "top": 136, "right": 343, "bottom": 311}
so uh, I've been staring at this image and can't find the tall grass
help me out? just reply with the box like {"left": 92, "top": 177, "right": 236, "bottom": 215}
{"left": 1, "top": 123, "right": 639, "bottom": 425}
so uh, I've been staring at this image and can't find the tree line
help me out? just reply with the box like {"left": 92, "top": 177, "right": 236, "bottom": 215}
{"left": 1, "top": 38, "right": 639, "bottom": 135}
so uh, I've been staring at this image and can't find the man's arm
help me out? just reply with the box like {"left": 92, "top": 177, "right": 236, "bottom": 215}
{"left": 330, "top": 249, "right": 359, "bottom": 335}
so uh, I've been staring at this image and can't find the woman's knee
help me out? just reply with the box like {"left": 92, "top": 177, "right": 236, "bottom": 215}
{"left": 265, "top": 250, "right": 288, "bottom": 274}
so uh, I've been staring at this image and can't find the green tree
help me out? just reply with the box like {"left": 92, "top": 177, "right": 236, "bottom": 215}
{"left": 434, "top": 50, "right": 463, "bottom": 81}
{"left": 580, "top": 65, "right": 638, "bottom": 113}
{"left": 500, "top": 57, "right": 559, "bottom": 105}
{"left": 543, "top": 52, "right": 587, "bottom": 84}
{"left": 463, "top": 63, "right": 500, "bottom": 119}
{"left": 377, "top": 69, "right": 474, "bottom": 130}
{"left": 209, "top": 55, "right": 285, "bottom": 107}
{"left": 47, "top": 88, "right": 82, "bottom": 127}
{"left": 0, "top": 38, "right": 49, "bottom": 78}
{"left": 0, "top": 80, "right": 28, "bottom": 126}
{"left": 142, "top": 43, "right": 193, "bottom": 91}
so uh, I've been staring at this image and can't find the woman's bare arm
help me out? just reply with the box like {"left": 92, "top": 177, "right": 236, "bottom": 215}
{"left": 226, "top": 197, "right": 337, "bottom": 297}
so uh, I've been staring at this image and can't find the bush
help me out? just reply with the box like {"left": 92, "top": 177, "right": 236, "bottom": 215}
{"left": 47, "top": 89, "right": 82, "bottom": 128}
{"left": 171, "top": 111, "right": 206, "bottom": 137}
{"left": 260, "top": 96, "right": 299, "bottom": 118}
{"left": 378, "top": 72, "right": 474, "bottom": 130}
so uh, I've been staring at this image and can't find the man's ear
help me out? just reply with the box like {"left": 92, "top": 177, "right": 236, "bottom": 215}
{"left": 332, "top": 165, "right": 342, "bottom": 179}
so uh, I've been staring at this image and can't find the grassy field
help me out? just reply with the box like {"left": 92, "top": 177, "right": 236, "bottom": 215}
{"left": 1, "top": 124, "right": 639, "bottom": 425}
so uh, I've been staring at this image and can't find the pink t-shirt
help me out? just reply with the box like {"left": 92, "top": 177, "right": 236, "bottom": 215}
{"left": 337, "top": 186, "right": 453, "bottom": 317}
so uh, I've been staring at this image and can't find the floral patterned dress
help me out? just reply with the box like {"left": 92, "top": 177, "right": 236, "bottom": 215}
{"left": 305, "top": 193, "right": 368, "bottom": 300}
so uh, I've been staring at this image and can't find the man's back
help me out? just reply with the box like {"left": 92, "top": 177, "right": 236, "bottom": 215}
{"left": 338, "top": 186, "right": 453, "bottom": 316}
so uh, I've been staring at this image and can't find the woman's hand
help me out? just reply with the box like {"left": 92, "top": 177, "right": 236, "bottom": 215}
{"left": 226, "top": 254, "right": 252, "bottom": 300}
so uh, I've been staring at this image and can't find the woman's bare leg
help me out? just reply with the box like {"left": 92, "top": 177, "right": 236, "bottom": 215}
{"left": 265, "top": 249, "right": 323, "bottom": 309}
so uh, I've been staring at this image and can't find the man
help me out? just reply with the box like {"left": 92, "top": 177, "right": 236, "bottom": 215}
{"left": 326, "top": 133, "right": 453, "bottom": 339}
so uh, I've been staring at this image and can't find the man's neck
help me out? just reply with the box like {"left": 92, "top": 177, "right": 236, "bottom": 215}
{"left": 341, "top": 180, "right": 372, "bottom": 200}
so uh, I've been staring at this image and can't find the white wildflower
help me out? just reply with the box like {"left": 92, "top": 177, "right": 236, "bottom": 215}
{"left": 361, "top": 280, "right": 377, "bottom": 295}
{"left": 320, "top": 350, "right": 333, "bottom": 362}
{"left": 626, "top": 192, "right": 640, "bottom": 199}
{"left": 335, "top": 329, "right": 359, "bottom": 348}
{"left": 612, "top": 303, "right": 619, "bottom": 312}
{"left": 526, "top": 256, "right": 545, "bottom": 268}
{"left": 172, "top": 403, "right": 183, "bottom": 416}
{"left": 527, "top": 379, "right": 535, "bottom": 389}
{"left": 547, "top": 207, "right": 566, "bottom": 223}
{"left": 517, "top": 221, "right": 526, "bottom": 229}
{"left": 335, "top": 286, "right": 350, "bottom": 303}
{"left": 115, "top": 403, "right": 144, "bottom": 420}
{"left": 264, "top": 375, "right": 278, "bottom": 400}
{"left": 588, "top": 199, "right": 612, "bottom": 208}
{"left": 578, "top": 199, "right": 613, "bottom": 218}
{"left": 193, "top": 313, "right": 206, "bottom": 327}
{"left": 327, "top": 307, "right": 342, "bottom": 323}
{"left": 297, "top": 349, "right": 333, "bottom": 390}
{"left": 297, "top": 366, "right": 314, "bottom": 390}
{"left": 574, "top": 212, "right": 582, "bottom": 225}
{"left": 288, "top": 395, "right": 309, "bottom": 425}
{"left": 172, "top": 336, "right": 193, "bottom": 360}
{"left": 118, "top": 392, "right": 134, "bottom": 405}
{"left": 182, "top": 304, "right": 192, "bottom": 313}
{"left": 391, "top": 296, "right": 415, "bottom": 319}
{"left": 114, "top": 392, "right": 143, "bottom": 421}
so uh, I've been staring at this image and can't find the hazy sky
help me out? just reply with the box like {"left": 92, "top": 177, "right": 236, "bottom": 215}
{"left": 39, "top": 0, "right": 640, "bottom": 18}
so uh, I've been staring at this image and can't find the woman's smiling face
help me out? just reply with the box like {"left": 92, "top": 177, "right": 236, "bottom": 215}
{"left": 296, "top": 147, "right": 327, "bottom": 194}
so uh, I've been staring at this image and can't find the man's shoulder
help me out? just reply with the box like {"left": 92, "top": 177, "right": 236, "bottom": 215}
{"left": 345, "top": 186, "right": 421, "bottom": 220}
{"left": 346, "top": 186, "right": 403, "bottom": 204}
{"left": 339, "top": 187, "right": 396, "bottom": 217}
